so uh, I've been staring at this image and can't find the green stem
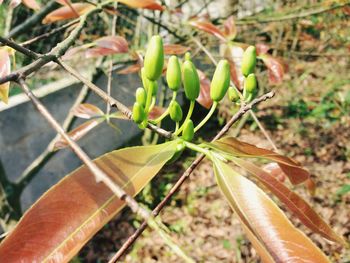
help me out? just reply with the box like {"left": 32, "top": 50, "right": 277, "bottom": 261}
{"left": 175, "top": 122, "right": 179, "bottom": 133}
{"left": 194, "top": 101, "right": 218, "bottom": 132}
{"left": 148, "top": 96, "right": 156, "bottom": 113}
{"left": 151, "top": 91, "right": 177, "bottom": 124}
{"left": 145, "top": 85, "right": 154, "bottom": 114}
{"left": 174, "top": 100, "right": 195, "bottom": 136}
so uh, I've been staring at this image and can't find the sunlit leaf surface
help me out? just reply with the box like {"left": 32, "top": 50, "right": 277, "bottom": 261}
{"left": 213, "top": 160, "right": 330, "bottom": 263}
{"left": 0, "top": 142, "right": 178, "bottom": 262}
{"left": 42, "top": 3, "right": 94, "bottom": 24}
{"left": 231, "top": 157, "right": 345, "bottom": 245}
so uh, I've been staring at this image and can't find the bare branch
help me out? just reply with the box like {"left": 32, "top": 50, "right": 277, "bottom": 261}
{"left": 109, "top": 91, "right": 275, "bottom": 262}
{"left": 57, "top": 60, "right": 173, "bottom": 138}
{"left": 15, "top": 85, "right": 90, "bottom": 190}
{"left": 7, "top": 1, "right": 59, "bottom": 38}
{"left": 0, "top": 37, "right": 40, "bottom": 59}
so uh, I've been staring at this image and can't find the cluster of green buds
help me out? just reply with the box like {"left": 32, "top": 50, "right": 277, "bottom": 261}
{"left": 228, "top": 45, "right": 258, "bottom": 103}
{"left": 132, "top": 35, "right": 231, "bottom": 142}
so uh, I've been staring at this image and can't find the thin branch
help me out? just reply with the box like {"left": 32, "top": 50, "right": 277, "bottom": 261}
{"left": 0, "top": 37, "right": 40, "bottom": 59}
{"left": 235, "top": 1, "right": 350, "bottom": 25}
{"left": 109, "top": 91, "right": 275, "bottom": 262}
{"left": 20, "top": 20, "right": 79, "bottom": 47}
{"left": 17, "top": 78, "right": 156, "bottom": 223}
{"left": 0, "top": 5, "right": 100, "bottom": 86}
{"left": 15, "top": 85, "right": 90, "bottom": 190}
{"left": 17, "top": 78, "right": 194, "bottom": 263}
{"left": 7, "top": 0, "right": 59, "bottom": 38}
{"left": 106, "top": 3, "right": 118, "bottom": 117}
{"left": 57, "top": 60, "right": 173, "bottom": 139}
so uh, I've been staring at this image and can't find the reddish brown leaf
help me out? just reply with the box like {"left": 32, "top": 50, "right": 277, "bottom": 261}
{"left": 255, "top": 43, "right": 270, "bottom": 55}
{"left": 62, "top": 45, "right": 86, "bottom": 60}
{"left": 54, "top": 119, "right": 103, "bottom": 150}
{"left": 305, "top": 178, "right": 317, "bottom": 196}
{"left": 42, "top": 3, "right": 94, "bottom": 24}
{"left": 0, "top": 142, "right": 177, "bottom": 262}
{"left": 0, "top": 49, "right": 11, "bottom": 104}
{"left": 227, "top": 58, "right": 241, "bottom": 89}
{"left": 262, "top": 162, "right": 286, "bottom": 182}
{"left": 164, "top": 44, "right": 190, "bottom": 55}
{"left": 231, "top": 157, "right": 345, "bottom": 245}
{"left": 22, "top": 0, "right": 40, "bottom": 9}
{"left": 95, "top": 36, "right": 129, "bottom": 53}
{"left": 148, "top": 106, "right": 166, "bottom": 120}
{"left": 214, "top": 160, "right": 330, "bottom": 263}
{"left": 117, "top": 63, "right": 141, "bottom": 74}
{"left": 72, "top": 103, "right": 104, "bottom": 119}
{"left": 116, "top": 0, "right": 164, "bottom": 10}
{"left": 10, "top": 0, "right": 21, "bottom": 8}
{"left": 224, "top": 45, "right": 245, "bottom": 89}
{"left": 196, "top": 69, "right": 213, "bottom": 109}
{"left": 188, "top": 19, "right": 226, "bottom": 42}
{"left": 210, "top": 136, "right": 310, "bottom": 185}
{"left": 85, "top": 47, "right": 116, "bottom": 58}
{"left": 223, "top": 16, "right": 236, "bottom": 40}
{"left": 260, "top": 54, "right": 285, "bottom": 85}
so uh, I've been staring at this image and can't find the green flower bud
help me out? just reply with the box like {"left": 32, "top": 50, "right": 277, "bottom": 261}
{"left": 135, "top": 87, "right": 146, "bottom": 106}
{"left": 182, "top": 119, "right": 194, "bottom": 141}
{"left": 132, "top": 102, "right": 146, "bottom": 124}
{"left": 182, "top": 60, "right": 200, "bottom": 101}
{"left": 210, "top": 59, "right": 230, "bottom": 102}
{"left": 184, "top": 52, "right": 191, "bottom": 61}
{"left": 244, "top": 73, "right": 257, "bottom": 93}
{"left": 144, "top": 35, "right": 164, "bottom": 81}
{"left": 166, "top": 56, "right": 181, "bottom": 91}
{"left": 228, "top": 86, "right": 240, "bottom": 102}
{"left": 169, "top": 100, "right": 183, "bottom": 122}
{"left": 241, "top": 46, "right": 256, "bottom": 77}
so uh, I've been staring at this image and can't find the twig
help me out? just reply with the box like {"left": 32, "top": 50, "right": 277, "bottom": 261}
{"left": 7, "top": 0, "right": 59, "bottom": 38}
{"left": 17, "top": 78, "right": 156, "bottom": 229}
{"left": 15, "top": 85, "right": 90, "bottom": 190}
{"left": 0, "top": 37, "right": 40, "bottom": 59}
{"left": 235, "top": 1, "right": 350, "bottom": 25}
{"left": 0, "top": 4, "right": 102, "bottom": 86}
{"left": 106, "top": 3, "right": 118, "bottom": 117}
{"left": 109, "top": 91, "right": 275, "bottom": 262}
{"left": 57, "top": 60, "right": 173, "bottom": 139}
{"left": 20, "top": 20, "right": 79, "bottom": 47}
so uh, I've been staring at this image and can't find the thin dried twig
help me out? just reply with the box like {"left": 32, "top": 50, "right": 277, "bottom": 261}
{"left": 15, "top": 85, "right": 90, "bottom": 190}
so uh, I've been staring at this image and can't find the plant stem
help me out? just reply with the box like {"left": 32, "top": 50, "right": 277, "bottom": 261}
{"left": 151, "top": 91, "right": 177, "bottom": 124}
{"left": 145, "top": 85, "right": 154, "bottom": 114}
{"left": 194, "top": 101, "right": 218, "bottom": 132}
{"left": 174, "top": 100, "right": 195, "bottom": 136}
